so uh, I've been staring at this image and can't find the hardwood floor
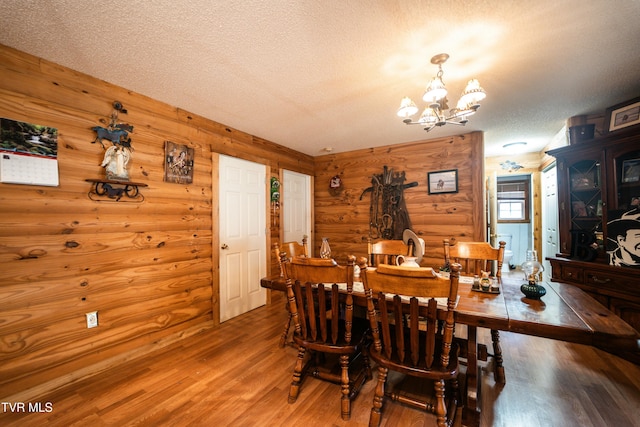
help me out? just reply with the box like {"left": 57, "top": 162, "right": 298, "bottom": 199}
{"left": 2, "top": 295, "right": 639, "bottom": 427}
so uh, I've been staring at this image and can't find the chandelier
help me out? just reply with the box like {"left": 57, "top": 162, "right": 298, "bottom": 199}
{"left": 397, "top": 53, "right": 486, "bottom": 132}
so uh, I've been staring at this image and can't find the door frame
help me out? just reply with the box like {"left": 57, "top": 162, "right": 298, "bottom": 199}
{"left": 212, "top": 154, "right": 220, "bottom": 325}
{"left": 541, "top": 163, "right": 559, "bottom": 281}
{"left": 282, "top": 169, "right": 313, "bottom": 255}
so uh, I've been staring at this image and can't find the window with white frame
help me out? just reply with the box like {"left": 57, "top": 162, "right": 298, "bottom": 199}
{"left": 497, "top": 176, "right": 530, "bottom": 222}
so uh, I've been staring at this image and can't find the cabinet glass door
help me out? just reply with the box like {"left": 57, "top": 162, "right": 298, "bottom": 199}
{"left": 568, "top": 158, "right": 603, "bottom": 252}
{"left": 614, "top": 149, "right": 640, "bottom": 212}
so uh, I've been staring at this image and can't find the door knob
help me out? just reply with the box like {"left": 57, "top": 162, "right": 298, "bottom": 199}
{"left": 221, "top": 243, "right": 229, "bottom": 250}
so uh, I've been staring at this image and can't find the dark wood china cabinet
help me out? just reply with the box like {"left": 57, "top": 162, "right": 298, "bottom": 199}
{"left": 547, "top": 127, "right": 640, "bottom": 338}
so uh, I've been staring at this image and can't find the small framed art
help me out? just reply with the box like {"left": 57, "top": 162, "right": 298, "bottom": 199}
{"left": 604, "top": 97, "right": 640, "bottom": 133}
{"left": 621, "top": 158, "right": 640, "bottom": 183}
{"left": 164, "top": 141, "right": 194, "bottom": 184}
{"left": 571, "top": 170, "right": 597, "bottom": 190}
{"left": 428, "top": 169, "right": 458, "bottom": 194}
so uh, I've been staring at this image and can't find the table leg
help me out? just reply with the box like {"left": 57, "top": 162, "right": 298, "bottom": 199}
{"left": 462, "top": 325, "right": 480, "bottom": 427}
{"left": 491, "top": 329, "right": 506, "bottom": 383}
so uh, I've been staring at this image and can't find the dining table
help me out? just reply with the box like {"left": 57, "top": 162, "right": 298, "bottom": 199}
{"left": 260, "top": 272, "right": 640, "bottom": 427}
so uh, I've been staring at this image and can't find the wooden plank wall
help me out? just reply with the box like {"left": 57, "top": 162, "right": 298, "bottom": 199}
{"left": 0, "top": 44, "right": 313, "bottom": 399}
{"left": 313, "top": 132, "right": 485, "bottom": 269}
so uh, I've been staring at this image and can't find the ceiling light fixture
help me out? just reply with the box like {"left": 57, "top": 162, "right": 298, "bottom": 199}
{"left": 503, "top": 142, "right": 527, "bottom": 149}
{"left": 502, "top": 142, "right": 528, "bottom": 155}
{"left": 500, "top": 160, "right": 524, "bottom": 172}
{"left": 397, "top": 53, "right": 486, "bottom": 132}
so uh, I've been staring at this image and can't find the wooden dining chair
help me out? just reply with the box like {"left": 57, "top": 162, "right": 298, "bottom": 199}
{"left": 359, "top": 259, "right": 462, "bottom": 427}
{"left": 283, "top": 255, "right": 371, "bottom": 421}
{"left": 274, "top": 235, "right": 309, "bottom": 276}
{"left": 443, "top": 238, "right": 506, "bottom": 383}
{"left": 274, "top": 236, "right": 310, "bottom": 347}
{"left": 443, "top": 238, "right": 506, "bottom": 278}
{"left": 367, "top": 238, "right": 410, "bottom": 266}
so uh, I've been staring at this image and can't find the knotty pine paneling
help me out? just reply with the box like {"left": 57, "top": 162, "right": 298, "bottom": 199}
{"left": 0, "top": 44, "right": 313, "bottom": 399}
{"left": 313, "top": 132, "right": 485, "bottom": 268}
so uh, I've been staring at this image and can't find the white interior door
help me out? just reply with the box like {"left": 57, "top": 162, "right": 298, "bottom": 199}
{"left": 283, "top": 170, "right": 312, "bottom": 255}
{"left": 219, "top": 155, "right": 266, "bottom": 322}
{"left": 542, "top": 165, "right": 559, "bottom": 281}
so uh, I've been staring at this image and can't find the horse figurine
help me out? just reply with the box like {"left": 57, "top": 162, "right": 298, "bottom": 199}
{"left": 100, "top": 183, "right": 125, "bottom": 201}
{"left": 92, "top": 123, "right": 133, "bottom": 148}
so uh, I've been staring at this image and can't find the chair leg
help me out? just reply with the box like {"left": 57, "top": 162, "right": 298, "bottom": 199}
{"left": 490, "top": 329, "right": 506, "bottom": 383}
{"left": 450, "top": 376, "right": 460, "bottom": 407}
{"left": 369, "top": 366, "right": 387, "bottom": 427}
{"left": 289, "top": 346, "right": 306, "bottom": 403}
{"left": 363, "top": 349, "right": 373, "bottom": 380}
{"left": 340, "top": 354, "right": 351, "bottom": 420}
{"left": 279, "top": 308, "right": 292, "bottom": 348}
{"left": 434, "top": 379, "right": 447, "bottom": 427}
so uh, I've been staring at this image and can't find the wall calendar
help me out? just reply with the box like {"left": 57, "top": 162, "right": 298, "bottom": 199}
{"left": 0, "top": 118, "right": 59, "bottom": 186}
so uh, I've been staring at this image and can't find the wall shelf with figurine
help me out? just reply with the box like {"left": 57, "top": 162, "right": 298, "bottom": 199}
{"left": 86, "top": 101, "right": 147, "bottom": 202}
{"left": 92, "top": 101, "right": 134, "bottom": 180}
{"left": 86, "top": 179, "right": 147, "bottom": 202}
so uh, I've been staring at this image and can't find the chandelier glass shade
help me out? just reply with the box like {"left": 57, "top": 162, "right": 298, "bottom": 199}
{"left": 397, "top": 53, "right": 486, "bottom": 132}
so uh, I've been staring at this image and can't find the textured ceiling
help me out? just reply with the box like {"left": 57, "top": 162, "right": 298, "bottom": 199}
{"left": 1, "top": 0, "right": 640, "bottom": 157}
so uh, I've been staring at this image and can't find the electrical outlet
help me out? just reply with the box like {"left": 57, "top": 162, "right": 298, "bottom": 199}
{"left": 86, "top": 311, "right": 98, "bottom": 328}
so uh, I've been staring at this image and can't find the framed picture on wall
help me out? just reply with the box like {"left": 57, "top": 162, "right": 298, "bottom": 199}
{"left": 604, "top": 96, "right": 640, "bottom": 133}
{"left": 164, "top": 141, "right": 194, "bottom": 184}
{"left": 427, "top": 169, "right": 458, "bottom": 194}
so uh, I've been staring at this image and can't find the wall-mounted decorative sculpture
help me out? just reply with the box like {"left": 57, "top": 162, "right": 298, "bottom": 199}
{"left": 360, "top": 165, "right": 418, "bottom": 239}
{"left": 329, "top": 173, "right": 343, "bottom": 197}
{"left": 92, "top": 123, "right": 133, "bottom": 149}
{"left": 87, "top": 101, "right": 145, "bottom": 202}
{"left": 92, "top": 101, "right": 134, "bottom": 181}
